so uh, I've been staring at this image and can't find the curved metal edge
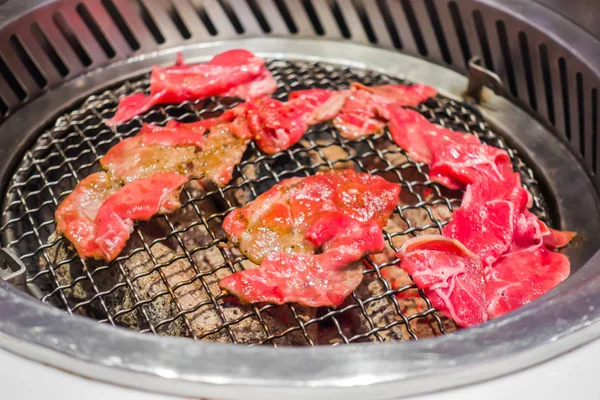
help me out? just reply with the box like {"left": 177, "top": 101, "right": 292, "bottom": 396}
{"left": 0, "top": 38, "right": 599, "bottom": 398}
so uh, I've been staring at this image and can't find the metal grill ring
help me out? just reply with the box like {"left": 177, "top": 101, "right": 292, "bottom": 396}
{"left": 0, "top": 59, "right": 550, "bottom": 346}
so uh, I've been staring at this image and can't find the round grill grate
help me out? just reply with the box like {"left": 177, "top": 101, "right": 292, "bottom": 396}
{"left": 0, "top": 58, "right": 549, "bottom": 345}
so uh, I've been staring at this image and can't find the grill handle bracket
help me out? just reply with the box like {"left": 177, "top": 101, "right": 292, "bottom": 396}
{"left": 0, "top": 248, "right": 26, "bottom": 292}
{"left": 464, "top": 56, "right": 509, "bottom": 103}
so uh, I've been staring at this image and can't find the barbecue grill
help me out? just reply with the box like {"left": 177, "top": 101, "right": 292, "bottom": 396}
{"left": 1, "top": 0, "right": 599, "bottom": 398}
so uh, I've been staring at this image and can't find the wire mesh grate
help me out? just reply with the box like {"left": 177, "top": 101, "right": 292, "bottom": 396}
{"left": 0, "top": 59, "right": 549, "bottom": 345}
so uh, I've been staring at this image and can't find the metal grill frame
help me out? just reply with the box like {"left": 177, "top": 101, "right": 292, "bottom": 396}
{"left": 0, "top": 55, "right": 551, "bottom": 345}
{"left": 0, "top": 40, "right": 599, "bottom": 398}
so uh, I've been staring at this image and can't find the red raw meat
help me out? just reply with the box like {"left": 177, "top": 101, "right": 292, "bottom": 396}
{"left": 397, "top": 235, "right": 488, "bottom": 327}
{"left": 355, "top": 82, "right": 436, "bottom": 106}
{"left": 108, "top": 50, "right": 275, "bottom": 125}
{"left": 94, "top": 172, "right": 188, "bottom": 261}
{"left": 100, "top": 121, "right": 207, "bottom": 183}
{"left": 55, "top": 172, "right": 118, "bottom": 259}
{"left": 221, "top": 66, "right": 277, "bottom": 100}
{"left": 220, "top": 213, "right": 384, "bottom": 307}
{"left": 334, "top": 82, "right": 436, "bottom": 139}
{"left": 486, "top": 245, "right": 570, "bottom": 319}
{"left": 388, "top": 107, "right": 480, "bottom": 166}
{"left": 443, "top": 174, "right": 526, "bottom": 268}
{"left": 388, "top": 105, "right": 576, "bottom": 324}
{"left": 227, "top": 89, "right": 347, "bottom": 154}
{"left": 220, "top": 169, "right": 400, "bottom": 306}
{"left": 428, "top": 142, "right": 512, "bottom": 191}
{"left": 541, "top": 225, "right": 577, "bottom": 250}
{"left": 288, "top": 89, "right": 349, "bottom": 124}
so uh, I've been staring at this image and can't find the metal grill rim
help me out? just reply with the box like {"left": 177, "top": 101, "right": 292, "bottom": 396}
{"left": 0, "top": 58, "right": 550, "bottom": 346}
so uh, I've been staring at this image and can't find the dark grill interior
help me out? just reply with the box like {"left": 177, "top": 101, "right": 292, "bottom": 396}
{"left": 0, "top": 59, "right": 550, "bottom": 345}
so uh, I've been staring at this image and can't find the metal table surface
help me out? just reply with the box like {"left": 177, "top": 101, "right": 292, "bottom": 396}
{"left": 1, "top": 339, "right": 598, "bottom": 399}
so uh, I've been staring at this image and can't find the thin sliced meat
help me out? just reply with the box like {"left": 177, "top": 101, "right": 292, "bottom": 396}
{"left": 95, "top": 173, "right": 188, "bottom": 261}
{"left": 397, "top": 235, "right": 487, "bottom": 327}
{"left": 231, "top": 89, "right": 346, "bottom": 154}
{"left": 334, "top": 82, "right": 436, "bottom": 140}
{"left": 388, "top": 105, "right": 575, "bottom": 324}
{"left": 388, "top": 107, "right": 480, "bottom": 166}
{"left": 100, "top": 121, "right": 207, "bottom": 183}
{"left": 108, "top": 50, "right": 275, "bottom": 125}
{"left": 220, "top": 214, "right": 384, "bottom": 307}
{"left": 193, "top": 123, "right": 250, "bottom": 187}
{"left": 55, "top": 172, "right": 118, "bottom": 259}
{"left": 221, "top": 66, "right": 278, "bottom": 100}
{"left": 486, "top": 245, "right": 570, "bottom": 319}
{"left": 444, "top": 199, "right": 515, "bottom": 269}
{"left": 541, "top": 225, "right": 577, "bottom": 250}
{"left": 428, "top": 142, "right": 512, "bottom": 191}
{"left": 353, "top": 82, "right": 437, "bottom": 106}
{"left": 288, "top": 89, "right": 349, "bottom": 124}
{"left": 223, "top": 169, "right": 400, "bottom": 264}
{"left": 220, "top": 169, "right": 400, "bottom": 306}
{"left": 442, "top": 175, "right": 526, "bottom": 269}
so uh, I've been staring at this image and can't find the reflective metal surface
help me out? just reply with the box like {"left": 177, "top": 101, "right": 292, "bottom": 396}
{"left": 0, "top": 39, "right": 598, "bottom": 398}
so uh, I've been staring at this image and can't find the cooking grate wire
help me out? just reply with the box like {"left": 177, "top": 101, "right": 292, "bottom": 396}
{"left": 0, "top": 59, "right": 548, "bottom": 345}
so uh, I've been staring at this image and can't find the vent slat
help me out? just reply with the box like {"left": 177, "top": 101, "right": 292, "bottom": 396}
{"left": 171, "top": 0, "right": 211, "bottom": 39}
{"left": 58, "top": 8, "right": 108, "bottom": 64}
{"left": 0, "top": 73, "right": 20, "bottom": 110}
{"left": 384, "top": 0, "right": 418, "bottom": 54}
{"left": 593, "top": 88, "right": 599, "bottom": 176}
{"left": 33, "top": 16, "right": 82, "bottom": 74}
{"left": 478, "top": 14, "right": 507, "bottom": 86}
{"left": 285, "top": 0, "right": 321, "bottom": 36}
{"left": 103, "top": 0, "right": 154, "bottom": 50}
{"left": 82, "top": 0, "right": 131, "bottom": 57}
{"left": 433, "top": 0, "right": 463, "bottom": 67}
{"left": 225, "top": 0, "right": 262, "bottom": 34}
{"left": 360, "top": 0, "right": 393, "bottom": 47}
{"left": 11, "top": 29, "right": 61, "bottom": 88}
{"left": 337, "top": 1, "right": 368, "bottom": 43}
{"left": 526, "top": 35, "right": 550, "bottom": 116}
{"left": 412, "top": 1, "right": 444, "bottom": 62}
{"left": 75, "top": 3, "right": 116, "bottom": 59}
{"left": 568, "top": 70, "right": 581, "bottom": 153}
{"left": 260, "top": 0, "right": 291, "bottom": 35}
{"left": 138, "top": 0, "right": 185, "bottom": 43}
{"left": 549, "top": 53, "right": 567, "bottom": 139}
{"left": 201, "top": 0, "right": 236, "bottom": 36}
{"left": 0, "top": 44, "right": 39, "bottom": 97}
{"left": 582, "top": 76, "right": 593, "bottom": 169}
{"left": 447, "top": 1, "right": 472, "bottom": 69}
{"left": 309, "top": 0, "right": 344, "bottom": 39}
{"left": 508, "top": 29, "right": 530, "bottom": 102}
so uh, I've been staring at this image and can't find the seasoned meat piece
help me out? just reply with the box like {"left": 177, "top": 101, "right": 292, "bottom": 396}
{"left": 100, "top": 121, "right": 207, "bottom": 183}
{"left": 55, "top": 172, "right": 118, "bottom": 260}
{"left": 225, "top": 89, "right": 347, "bottom": 154}
{"left": 334, "top": 82, "right": 436, "bottom": 139}
{"left": 220, "top": 170, "right": 400, "bottom": 307}
{"left": 193, "top": 123, "right": 250, "bottom": 187}
{"left": 94, "top": 173, "right": 188, "bottom": 261}
{"left": 108, "top": 50, "right": 275, "bottom": 125}
{"left": 56, "top": 172, "right": 187, "bottom": 261}
{"left": 45, "top": 230, "right": 315, "bottom": 345}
